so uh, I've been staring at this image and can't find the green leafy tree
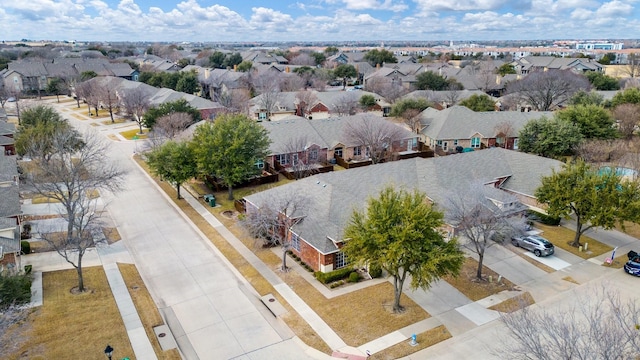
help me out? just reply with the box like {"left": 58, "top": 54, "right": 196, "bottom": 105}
{"left": 15, "top": 105, "right": 79, "bottom": 159}
{"left": 415, "top": 71, "right": 460, "bottom": 90}
{"left": 46, "top": 78, "right": 66, "bottom": 102}
{"left": 175, "top": 72, "right": 199, "bottom": 94}
{"left": 611, "top": 87, "right": 640, "bottom": 107}
{"left": 143, "top": 99, "right": 201, "bottom": 129}
{"left": 191, "top": 114, "right": 271, "bottom": 200}
{"left": 343, "top": 186, "right": 464, "bottom": 313}
{"left": 568, "top": 90, "right": 605, "bottom": 106}
{"left": 555, "top": 105, "right": 617, "bottom": 139}
{"left": 236, "top": 60, "right": 253, "bottom": 72}
{"left": 80, "top": 71, "right": 97, "bottom": 81}
{"left": 146, "top": 141, "right": 197, "bottom": 199}
{"left": 333, "top": 64, "right": 357, "bottom": 89}
{"left": 598, "top": 53, "right": 616, "bottom": 65}
{"left": 359, "top": 94, "right": 376, "bottom": 108}
{"left": 161, "top": 72, "right": 182, "bottom": 90}
{"left": 209, "top": 51, "right": 226, "bottom": 68}
{"left": 311, "top": 52, "right": 326, "bottom": 66}
{"left": 177, "top": 58, "right": 191, "bottom": 68}
{"left": 324, "top": 46, "right": 339, "bottom": 56}
{"left": 390, "top": 98, "right": 431, "bottom": 117}
{"left": 496, "top": 63, "right": 516, "bottom": 76}
{"left": 459, "top": 94, "right": 495, "bottom": 111}
{"left": 223, "top": 52, "right": 243, "bottom": 68}
{"left": 518, "top": 116, "right": 583, "bottom": 158}
{"left": 363, "top": 49, "right": 397, "bottom": 66}
{"left": 535, "top": 160, "right": 640, "bottom": 247}
{"left": 585, "top": 72, "right": 620, "bottom": 90}
{"left": 138, "top": 72, "right": 154, "bottom": 84}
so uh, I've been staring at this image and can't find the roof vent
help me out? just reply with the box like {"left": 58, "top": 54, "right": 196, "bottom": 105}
{"left": 323, "top": 184, "right": 327, "bottom": 188}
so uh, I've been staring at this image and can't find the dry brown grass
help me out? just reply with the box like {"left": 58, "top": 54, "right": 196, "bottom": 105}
{"left": 488, "top": 292, "right": 535, "bottom": 313}
{"left": 602, "top": 253, "right": 628, "bottom": 269}
{"left": 562, "top": 276, "right": 580, "bottom": 285}
{"left": 118, "top": 263, "right": 181, "bottom": 360}
{"left": 31, "top": 194, "right": 60, "bottom": 204}
{"left": 5, "top": 267, "right": 135, "bottom": 360}
{"left": 536, "top": 224, "right": 612, "bottom": 259}
{"left": 369, "top": 325, "right": 452, "bottom": 360}
{"left": 617, "top": 221, "right": 640, "bottom": 239}
{"left": 444, "top": 257, "right": 517, "bottom": 301}
{"left": 103, "top": 227, "right": 122, "bottom": 243}
{"left": 101, "top": 118, "right": 128, "bottom": 125}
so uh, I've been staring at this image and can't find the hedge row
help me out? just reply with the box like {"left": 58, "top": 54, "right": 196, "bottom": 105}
{"left": 527, "top": 210, "right": 561, "bottom": 226}
{"left": 314, "top": 267, "right": 354, "bottom": 284}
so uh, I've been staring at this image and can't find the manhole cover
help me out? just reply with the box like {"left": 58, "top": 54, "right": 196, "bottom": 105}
{"left": 268, "top": 298, "right": 275, "bottom": 302}
{"left": 158, "top": 333, "right": 166, "bottom": 338}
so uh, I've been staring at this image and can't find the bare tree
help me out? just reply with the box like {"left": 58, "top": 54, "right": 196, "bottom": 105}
{"left": 96, "top": 82, "right": 119, "bottom": 123}
{"left": 445, "top": 182, "right": 525, "bottom": 279}
{"left": 278, "top": 136, "right": 319, "bottom": 179}
{"left": 279, "top": 73, "right": 306, "bottom": 92}
{"left": 217, "top": 88, "right": 251, "bottom": 115}
{"left": 400, "top": 108, "right": 422, "bottom": 133}
{"left": 23, "top": 129, "right": 126, "bottom": 292}
{"left": 442, "top": 86, "right": 462, "bottom": 107}
{"left": 251, "top": 69, "right": 282, "bottom": 120}
{"left": 243, "top": 192, "right": 308, "bottom": 271}
{"left": 343, "top": 114, "right": 407, "bottom": 164}
{"left": 153, "top": 112, "right": 193, "bottom": 141}
{"left": 331, "top": 93, "right": 360, "bottom": 116}
{"left": 120, "top": 87, "right": 151, "bottom": 134}
{"left": 506, "top": 69, "right": 591, "bottom": 110}
{"left": 0, "top": 87, "right": 9, "bottom": 110}
{"left": 623, "top": 53, "right": 640, "bottom": 78}
{"left": 364, "top": 77, "right": 407, "bottom": 103}
{"left": 499, "top": 283, "right": 640, "bottom": 360}
{"left": 295, "top": 90, "right": 318, "bottom": 118}
{"left": 494, "top": 120, "right": 517, "bottom": 148}
{"left": 613, "top": 103, "right": 640, "bottom": 140}
{"left": 576, "top": 139, "right": 626, "bottom": 166}
{"left": 289, "top": 53, "right": 315, "bottom": 66}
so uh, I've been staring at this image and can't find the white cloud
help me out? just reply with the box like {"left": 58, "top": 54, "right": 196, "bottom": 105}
{"left": 342, "top": 0, "right": 408, "bottom": 11}
{"left": 414, "top": 0, "right": 513, "bottom": 12}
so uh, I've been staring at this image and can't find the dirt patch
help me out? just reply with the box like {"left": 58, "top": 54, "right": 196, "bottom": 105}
{"left": 221, "top": 210, "right": 237, "bottom": 219}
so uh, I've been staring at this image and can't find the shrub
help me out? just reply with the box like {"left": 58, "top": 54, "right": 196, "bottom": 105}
{"left": 348, "top": 271, "right": 360, "bottom": 283}
{"left": 330, "top": 280, "right": 345, "bottom": 289}
{"left": 368, "top": 264, "right": 382, "bottom": 278}
{"left": 0, "top": 272, "right": 32, "bottom": 309}
{"left": 20, "top": 224, "right": 31, "bottom": 240}
{"left": 527, "top": 210, "right": 561, "bottom": 226}
{"left": 314, "top": 267, "right": 354, "bottom": 284}
{"left": 20, "top": 241, "right": 30, "bottom": 255}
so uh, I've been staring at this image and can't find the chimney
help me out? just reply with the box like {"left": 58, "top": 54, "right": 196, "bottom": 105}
{"left": 286, "top": 66, "right": 290, "bottom": 73}
{"left": 376, "top": 63, "right": 380, "bottom": 70}
{"left": 234, "top": 64, "right": 237, "bottom": 72}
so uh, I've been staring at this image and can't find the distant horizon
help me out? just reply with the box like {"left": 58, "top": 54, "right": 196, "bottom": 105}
{"left": 1, "top": 1, "right": 639, "bottom": 43}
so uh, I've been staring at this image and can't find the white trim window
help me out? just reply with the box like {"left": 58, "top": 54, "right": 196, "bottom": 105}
{"left": 471, "top": 137, "right": 481, "bottom": 148}
{"left": 258, "top": 112, "right": 267, "bottom": 121}
{"left": 335, "top": 251, "right": 348, "bottom": 269}
{"left": 276, "top": 154, "right": 289, "bottom": 165}
{"left": 291, "top": 233, "right": 300, "bottom": 251}
{"left": 353, "top": 146, "right": 362, "bottom": 156}
{"left": 309, "top": 148, "right": 318, "bottom": 160}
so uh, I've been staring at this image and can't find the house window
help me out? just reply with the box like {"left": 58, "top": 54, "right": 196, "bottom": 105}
{"left": 471, "top": 137, "right": 481, "bottom": 148}
{"left": 335, "top": 251, "right": 348, "bottom": 269}
{"left": 354, "top": 146, "right": 362, "bottom": 156}
{"left": 276, "top": 154, "right": 289, "bottom": 165}
{"left": 292, "top": 153, "right": 299, "bottom": 166}
{"left": 453, "top": 139, "right": 458, "bottom": 146}
{"left": 255, "top": 159, "right": 264, "bottom": 169}
{"left": 258, "top": 112, "right": 267, "bottom": 121}
{"left": 443, "top": 141, "right": 448, "bottom": 151}
{"left": 309, "top": 149, "right": 318, "bottom": 160}
{"left": 437, "top": 140, "right": 443, "bottom": 146}
{"left": 291, "top": 233, "right": 300, "bottom": 251}
{"left": 513, "top": 138, "right": 519, "bottom": 150}
{"left": 335, "top": 147, "right": 343, "bottom": 158}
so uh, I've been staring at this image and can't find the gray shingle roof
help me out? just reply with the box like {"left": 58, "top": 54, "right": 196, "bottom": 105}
{"left": 0, "top": 185, "right": 20, "bottom": 218}
{"left": 419, "top": 105, "right": 553, "bottom": 140}
{"left": 245, "top": 148, "right": 561, "bottom": 254}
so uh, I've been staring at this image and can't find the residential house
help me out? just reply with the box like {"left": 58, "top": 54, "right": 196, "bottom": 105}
{"left": 0, "top": 218, "right": 20, "bottom": 268}
{"left": 363, "top": 63, "right": 425, "bottom": 89}
{"left": 402, "top": 89, "right": 496, "bottom": 109}
{"left": 244, "top": 148, "right": 562, "bottom": 273}
{"left": 259, "top": 114, "right": 419, "bottom": 170}
{"left": 242, "top": 51, "right": 288, "bottom": 65}
{"left": 510, "top": 56, "right": 603, "bottom": 75}
{"left": 2, "top": 58, "right": 136, "bottom": 93}
{"left": 249, "top": 90, "right": 391, "bottom": 121}
{"left": 418, "top": 105, "right": 553, "bottom": 153}
{"left": 0, "top": 116, "right": 16, "bottom": 155}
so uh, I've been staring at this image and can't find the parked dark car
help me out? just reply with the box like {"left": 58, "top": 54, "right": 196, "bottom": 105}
{"left": 511, "top": 235, "right": 555, "bottom": 257}
{"left": 624, "top": 250, "right": 640, "bottom": 277}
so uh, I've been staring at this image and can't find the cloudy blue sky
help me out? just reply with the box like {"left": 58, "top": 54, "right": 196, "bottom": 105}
{"left": 0, "top": 0, "right": 638, "bottom": 42}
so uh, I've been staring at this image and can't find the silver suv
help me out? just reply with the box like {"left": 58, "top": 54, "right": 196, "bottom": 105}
{"left": 511, "top": 235, "right": 555, "bottom": 257}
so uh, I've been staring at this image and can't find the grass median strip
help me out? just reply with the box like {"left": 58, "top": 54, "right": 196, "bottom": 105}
{"left": 444, "top": 257, "right": 516, "bottom": 301}
{"left": 118, "top": 263, "right": 181, "bottom": 360}
{"left": 369, "top": 325, "right": 452, "bottom": 360}
{"left": 488, "top": 292, "right": 535, "bottom": 313}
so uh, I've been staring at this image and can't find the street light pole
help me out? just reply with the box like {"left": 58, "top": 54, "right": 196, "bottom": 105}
{"left": 104, "top": 344, "right": 113, "bottom": 360}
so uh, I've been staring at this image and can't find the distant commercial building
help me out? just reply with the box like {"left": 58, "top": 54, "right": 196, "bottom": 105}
{"left": 576, "top": 42, "right": 623, "bottom": 51}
